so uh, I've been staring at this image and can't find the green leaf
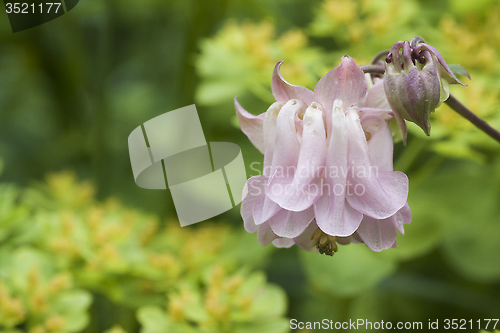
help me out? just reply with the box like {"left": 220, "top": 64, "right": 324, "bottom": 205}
{"left": 137, "top": 306, "right": 174, "bottom": 333}
{"left": 250, "top": 284, "right": 288, "bottom": 319}
{"left": 349, "top": 288, "right": 430, "bottom": 329}
{"left": 442, "top": 208, "right": 500, "bottom": 281}
{"left": 0, "top": 185, "right": 29, "bottom": 244}
{"left": 180, "top": 286, "right": 209, "bottom": 324}
{"left": 52, "top": 289, "right": 92, "bottom": 311}
{"left": 393, "top": 184, "right": 445, "bottom": 260}
{"left": 9, "top": 247, "right": 53, "bottom": 291}
{"left": 52, "top": 290, "right": 93, "bottom": 332}
{"left": 223, "top": 232, "right": 274, "bottom": 268}
{"left": 234, "top": 318, "right": 290, "bottom": 333}
{"left": 447, "top": 64, "right": 471, "bottom": 79}
{"left": 196, "top": 81, "right": 245, "bottom": 106}
{"left": 102, "top": 326, "right": 128, "bottom": 333}
{"left": 412, "top": 159, "right": 500, "bottom": 281}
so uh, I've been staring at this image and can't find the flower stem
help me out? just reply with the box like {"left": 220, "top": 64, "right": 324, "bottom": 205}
{"left": 360, "top": 64, "right": 386, "bottom": 75}
{"left": 445, "top": 94, "right": 500, "bottom": 143}
{"left": 371, "top": 49, "right": 390, "bottom": 64}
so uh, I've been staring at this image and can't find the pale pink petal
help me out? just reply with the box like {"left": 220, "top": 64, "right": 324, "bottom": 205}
{"left": 262, "top": 102, "right": 282, "bottom": 175}
{"left": 265, "top": 100, "right": 303, "bottom": 204}
{"left": 241, "top": 202, "right": 258, "bottom": 232}
{"left": 337, "top": 233, "right": 363, "bottom": 245}
{"left": 388, "top": 202, "right": 412, "bottom": 235}
{"left": 272, "top": 237, "right": 295, "bottom": 248}
{"left": 293, "top": 221, "right": 319, "bottom": 251}
{"left": 257, "top": 222, "right": 278, "bottom": 246}
{"left": 314, "top": 100, "right": 363, "bottom": 236}
{"left": 315, "top": 199, "right": 363, "bottom": 237}
{"left": 336, "top": 236, "right": 353, "bottom": 245}
{"left": 294, "top": 111, "right": 304, "bottom": 138}
{"left": 356, "top": 216, "right": 398, "bottom": 252}
{"left": 268, "top": 99, "right": 304, "bottom": 174}
{"left": 255, "top": 100, "right": 306, "bottom": 224}
{"left": 272, "top": 61, "right": 316, "bottom": 105}
{"left": 268, "top": 103, "right": 326, "bottom": 211}
{"left": 253, "top": 197, "right": 282, "bottom": 225}
{"left": 235, "top": 97, "right": 266, "bottom": 153}
{"left": 363, "top": 79, "right": 391, "bottom": 110}
{"left": 361, "top": 114, "right": 394, "bottom": 172}
{"left": 354, "top": 108, "right": 394, "bottom": 121}
{"left": 314, "top": 56, "right": 367, "bottom": 124}
{"left": 241, "top": 176, "right": 267, "bottom": 233}
{"left": 345, "top": 110, "right": 408, "bottom": 219}
{"left": 268, "top": 207, "right": 314, "bottom": 238}
{"left": 242, "top": 175, "right": 281, "bottom": 226}
{"left": 351, "top": 232, "right": 364, "bottom": 244}
{"left": 251, "top": 177, "right": 281, "bottom": 225}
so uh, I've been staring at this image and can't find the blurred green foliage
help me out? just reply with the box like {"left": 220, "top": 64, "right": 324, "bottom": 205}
{"left": 0, "top": 172, "right": 286, "bottom": 333}
{"left": 1, "top": 0, "right": 500, "bottom": 332}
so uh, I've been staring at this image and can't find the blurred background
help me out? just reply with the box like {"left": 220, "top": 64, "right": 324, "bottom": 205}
{"left": 1, "top": 0, "right": 500, "bottom": 332}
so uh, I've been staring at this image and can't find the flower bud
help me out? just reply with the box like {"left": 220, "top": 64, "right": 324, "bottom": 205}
{"left": 384, "top": 37, "right": 467, "bottom": 140}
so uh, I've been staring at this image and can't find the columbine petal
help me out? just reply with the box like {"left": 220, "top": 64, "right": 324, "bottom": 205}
{"left": 345, "top": 110, "right": 408, "bottom": 219}
{"left": 254, "top": 100, "right": 306, "bottom": 224}
{"left": 262, "top": 102, "right": 281, "bottom": 175}
{"left": 241, "top": 176, "right": 266, "bottom": 233}
{"left": 268, "top": 207, "right": 315, "bottom": 238}
{"left": 356, "top": 216, "right": 398, "bottom": 252}
{"left": 272, "top": 237, "right": 295, "bottom": 248}
{"left": 388, "top": 202, "right": 412, "bottom": 235}
{"left": 314, "top": 100, "right": 363, "bottom": 236}
{"left": 257, "top": 222, "right": 278, "bottom": 246}
{"left": 355, "top": 108, "right": 394, "bottom": 122}
{"left": 268, "top": 102, "right": 326, "bottom": 211}
{"left": 314, "top": 55, "right": 367, "bottom": 122}
{"left": 272, "top": 61, "right": 316, "bottom": 105}
{"left": 268, "top": 99, "right": 304, "bottom": 173}
{"left": 266, "top": 100, "right": 303, "bottom": 202}
{"left": 251, "top": 176, "right": 281, "bottom": 225}
{"left": 292, "top": 221, "right": 319, "bottom": 251}
{"left": 235, "top": 97, "right": 267, "bottom": 153}
{"left": 361, "top": 114, "right": 394, "bottom": 172}
{"left": 362, "top": 79, "right": 392, "bottom": 111}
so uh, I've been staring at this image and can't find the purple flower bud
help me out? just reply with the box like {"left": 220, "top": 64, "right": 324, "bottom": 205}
{"left": 383, "top": 37, "right": 467, "bottom": 141}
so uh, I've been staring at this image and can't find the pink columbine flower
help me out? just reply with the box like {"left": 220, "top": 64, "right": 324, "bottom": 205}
{"left": 236, "top": 56, "right": 411, "bottom": 254}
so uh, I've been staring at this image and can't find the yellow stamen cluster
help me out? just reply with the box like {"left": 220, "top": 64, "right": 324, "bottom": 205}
{"left": 310, "top": 228, "right": 339, "bottom": 256}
